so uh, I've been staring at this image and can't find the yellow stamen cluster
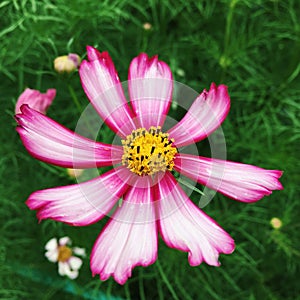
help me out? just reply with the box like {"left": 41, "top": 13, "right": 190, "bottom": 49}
{"left": 57, "top": 245, "right": 72, "bottom": 262}
{"left": 122, "top": 126, "right": 177, "bottom": 176}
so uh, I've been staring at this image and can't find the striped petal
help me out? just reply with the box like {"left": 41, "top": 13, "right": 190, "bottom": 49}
{"left": 168, "top": 83, "right": 230, "bottom": 147}
{"left": 79, "top": 46, "right": 136, "bottom": 137}
{"left": 128, "top": 53, "right": 173, "bottom": 129}
{"left": 26, "top": 167, "right": 131, "bottom": 226}
{"left": 91, "top": 176, "right": 157, "bottom": 285}
{"left": 174, "top": 153, "right": 283, "bottom": 202}
{"left": 156, "top": 172, "right": 234, "bottom": 266}
{"left": 15, "top": 105, "right": 122, "bottom": 168}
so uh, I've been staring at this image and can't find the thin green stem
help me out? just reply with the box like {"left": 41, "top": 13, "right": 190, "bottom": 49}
{"left": 124, "top": 282, "right": 131, "bottom": 300}
{"left": 67, "top": 83, "right": 96, "bottom": 138}
{"left": 156, "top": 274, "right": 164, "bottom": 300}
{"left": 138, "top": 269, "right": 146, "bottom": 300}
{"left": 156, "top": 260, "right": 179, "bottom": 300}
{"left": 177, "top": 177, "right": 205, "bottom": 196}
{"left": 68, "top": 84, "right": 82, "bottom": 113}
{"left": 220, "top": 0, "right": 238, "bottom": 81}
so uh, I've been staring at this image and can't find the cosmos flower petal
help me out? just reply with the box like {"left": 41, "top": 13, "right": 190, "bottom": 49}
{"left": 26, "top": 167, "right": 132, "bottom": 226}
{"left": 15, "top": 105, "right": 122, "bottom": 168}
{"left": 156, "top": 172, "right": 235, "bottom": 266}
{"left": 79, "top": 46, "right": 136, "bottom": 137}
{"left": 15, "top": 88, "right": 56, "bottom": 115}
{"left": 69, "top": 256, "right": 83, "bottom": 270}
{"left": 45, "top": 238, "right": 58, "bottom": 251}
{"left": 128, "top": 53, "right": 173, "bottom": 129}
{"left": 168, "top": 83, "right": 230, "bottom": 147}
{"left": 174, "top": 153, "right": 283, "bottom": 202}
{"left": 91, "top": 176, "right": 157, "bottom": 285}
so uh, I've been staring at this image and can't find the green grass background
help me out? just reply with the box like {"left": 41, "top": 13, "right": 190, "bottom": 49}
{"left": 1, "top": 0, "right": 299, "bottom": 299}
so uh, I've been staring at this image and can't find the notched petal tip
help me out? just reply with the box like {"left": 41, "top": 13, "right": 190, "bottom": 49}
{"left": 85, "top": 46, "right": 115, "bottom": 70}
{"left": 175, "top": 154, "right": 283, "bottom": 203}
{"left": 14, "top": 116, "right": 23, "bottom": 126}
{"left": 168, "top": 83, "right": 231, "bottom": 147}
{"left": 86, "top": 45, "right": 102, "bottom": 61}
{"left": 270, "top": 170, "right": 284, "bottom": 191}
{"left": 157, "top": 172, "right": 235, "bottom": 267}
{"left": 129, "top": 52, "right": 171, "bottom": 80}
{"left": 19, "top": 103, "right": 30, "bottom": 113}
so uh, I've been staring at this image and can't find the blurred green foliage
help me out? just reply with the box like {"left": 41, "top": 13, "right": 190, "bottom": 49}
{"left": 0, "top": 0, "right": 299, "bottom": 299}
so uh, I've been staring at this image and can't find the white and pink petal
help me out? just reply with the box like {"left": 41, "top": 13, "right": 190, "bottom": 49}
{"left": 79, "top": 46, "right": 136, "bottom": 137}
{"left": 72, "top": 247, "right": 86, "bottom": 257}
{"left": 91, "top": 176, "right": 157, "bottom": 285}
{"left": 128, "top": 53, "right": 173, "bottom": 129}
{"left": 15, "top": 105, "right": 122, "bottom": 169}
{"left": 59, "top": 236, "right": 71, "bottom": 246}
{"left": 168, "top": 83, "right": 230, "bottom": 147}
{"left": 15, "top": 88, "right": 56, "bottom": 115}
{"left": 26, "top": 167, "right": 132, "bottom": 226}
{"left": 58, "top": 261, "right": 79, "bottom": 279}
{"left": 69, "top": 256, "right": 83, "bottom": 271}
{"left": 174, "top": 153, "right": 283, "bottom": 202}
{"left": 156, "top": 172, "right": 234, "bottom": 266}
{"left": 45, "top": 249, "right": 58, "bottom": 263}
{"left": 45, "top": 238, "right": 58, "bottom": 251}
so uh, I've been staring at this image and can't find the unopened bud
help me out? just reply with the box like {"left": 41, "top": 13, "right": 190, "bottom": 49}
{"left": 270, "top": 217, "right": 283, "bottom": 229}
{"left": 143, "top": 23, "right": 152, "bottom": 30}
{"left": 54, "top": 53, "right": 81, "bottom": 73}
{"left": 176, "top": 68, "right": 185, "bottom": 77}
{"left": 67, "top": 168, "right": 84, "bottom": 178}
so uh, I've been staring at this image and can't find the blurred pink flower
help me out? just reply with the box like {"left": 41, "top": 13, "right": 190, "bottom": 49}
{"left": 15, "top": 88, "right": 56, "bottom": 115}
{"left": 15, "top": 46, "right": 283, "bottom": 284}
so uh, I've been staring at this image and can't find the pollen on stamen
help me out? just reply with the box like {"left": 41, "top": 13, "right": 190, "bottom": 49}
{"left": 121, "top": 127, "right": 177, "bottom": 176}
{"left": 57, "top": 245, "right": 72, "bottom": 262}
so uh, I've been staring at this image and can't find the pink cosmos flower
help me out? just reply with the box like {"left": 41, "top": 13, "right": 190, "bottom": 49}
{"left": 15, "top": 88, "right": 56, "bottom": 115}
{"left": 15, "top": 46, "right": 283, "bottom": 285}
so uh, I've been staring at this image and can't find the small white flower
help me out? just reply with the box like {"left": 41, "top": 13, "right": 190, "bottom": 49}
{"left": 45, "top": 236, "right": 85, "bottom": 279}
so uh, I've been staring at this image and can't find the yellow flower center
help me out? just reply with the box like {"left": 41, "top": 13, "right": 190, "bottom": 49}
{"left": 122, "top": 126, "right": 177, "bottom": 176}
{"left": 57, "top": 245, "right": 72, "bottom": 262}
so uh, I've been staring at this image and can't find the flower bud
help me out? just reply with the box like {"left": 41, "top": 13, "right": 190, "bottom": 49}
{"left": 54, "top": 53, "right": 81, "bottom": 73}
{"left": 270, "top": 217, "right": 283, "bottom": 229}
{"left": 143, "top": 22, "right": 152, "bottom": 30}
{"left": 176, "top": 68, "right": 185, "bottom": 77}
{"left": 67, "top": 168, "right": 84, "bottom": 178}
